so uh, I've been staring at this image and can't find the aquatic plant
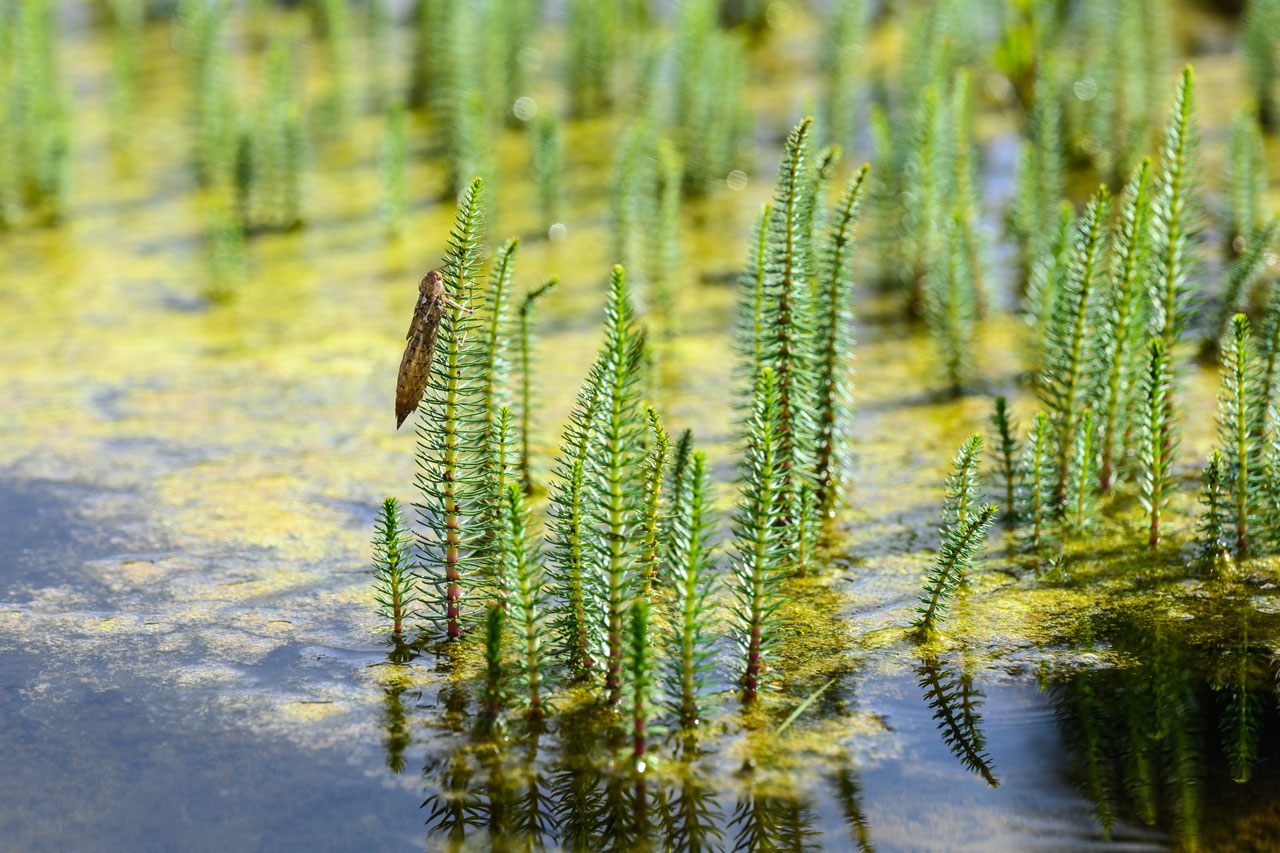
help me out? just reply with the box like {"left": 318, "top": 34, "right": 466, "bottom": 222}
{"left": 611, "top": 122, "right": 659, "bottom": 301}
{"left": 664, "top": 429, "right": 695, "bottom": 558}
{"left": 820, "top": 0, "right": 867, "bottom": 151}
{"left": 638, "top": 406, "right": 672, "bottom": 593}
{"left": 1137, "top": 340, "right": 1178, "bottom": 549}
{"left": 1244, "top": 0, "right": 1280, "bottom": 129}
{"left": 914, "top": 504, "right": 996, "bottom": 640}
{"left": 671, "top": 0, "right": 747, "bottom": 192}
{"left": 1150, "top": 67, "right": 1201, "bottom": 353}
{"left": 734, "top": 202, "right": 773, "bottom": 404}
{"left": 204, "top": 197, "right": 245, "bottom": 303}
{"left": 627, "top": 599, "right": 653, "bottom": 763}
{"left": 988, "top": 398, "right": 1019, "bottom": 522}
{"left": 1039, "top": 187, "right": 1111, "bottom": 504}
{"left": 584, "top": 265, "right": 647, "bottom": 705}
{"left": 502, "top": 483, "right": 548, "bottom": 719}
{"left": 948, "top": 71, "right": 988, "bottom": 314}
{"left": 371, "top": 497, "right": 417, "bottom": 638}
{"left": 944, "top": 435, "right": 984, "bottom": 530}
{"left": 664, "top": 448, "right": 717, "bottom": 727}
{"left": 813, "top": 165, "right": 868, "bottom": 517}
{"left": 1259, "top": 286, "right": 1280, "bottom": 420}
{"left": 1205, "top": 218, "right": 1280, "bottom": 358}
{"left": 1213, "top": 314, "right": 1266, "bottom": 560}
{"left": 649, "top": 139, "right": 684, "bottom": 318}
{"left": 517, "top": 278, "right": 557, "bottom": 495}
{"left": 530, "top": 114, "right": 564, "bottom": 232}
{"left": 1022, "top": 204, "right": 1076, "bottom": 373}
{"left": 176, "top": 0, "right": 235, "bottom": 190}
{"left": 414, "top": 178, "right": 487, "bottom": 640}
{"left": 1198, "top": 451, "right": 1231, "bottom": 569}
{"left": 1019, "top": 411, "right": 1054, "bottom": 554}
{"left": 1007, "top": 75, "right": 1065, "bottom": 281}
{"left": 249, "top": 36, "right": 306, "bottom": 230}
{"left": 1095, "top": 160, "right": 1154, "bottom": 493}
{"left": 105, "top": 0, "right": 143, "bottom": 148}
{"left": 731, "top": 367, "right": 789, "bottom": 704}
{"left": 314, "top": 0, "right": 356, "bottom": 127}
{"left": 1065, "top": 409, "right": 1099, "bottom": 533}
{"left": 379, "top": 102, "right": 408, "bottom": 240}
{"left": 476, "top": 240, "right": 520, "bottom": 526}
{"left": 1223, "top": 110, "right": 1266, "bottom": 260}
{"left": 480, "top": 604, "right": 506, "bottom": 734}
{"left": 566, "top": 0, "right": 617, "bottom": 117}
{"left": 924, "top": 211, "right": 979, "bottom": 395}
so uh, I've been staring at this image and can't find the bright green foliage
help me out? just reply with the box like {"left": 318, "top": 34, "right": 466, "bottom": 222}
{"left": 915, "top": 505, "right": 997, "bottom": 639}
{"left": 371, "top": 497, "right": 417, "bottom": 637}
{"left": 1149, "top": 67, "right": 1201, "bottom": 352}
{"left": 760, "top": 118, "right": 818, "bottom": 540}
{"left": 250, "top": 37, "right": 306, "bottom": 230}
{"left": 176, "top": 0, "right": 235, "bottom": 190}
{"left": 915, "top": 656, "right": 999, "bottom": 787}
{"left": 1020, "top": 411, "right": 1054, "bottom": 553}
{"left": 611, "top": 122, "right": 659, "bottom": 302}
{"left": 663, "top": 428, "right": 695, "bottom": 563}
{"left": 671, "top": 0, "right": 747, "bottom": 191}
{"left": 315, "top": 0, "right": 356, "bottom": 127}
{"left": 204, "top": 198, "right": 245, "bottom": 303}
{"left": 1244, "top": 0, "right": 1280, "bottom": 129}
{"left": 1137, "top": 340, "right": 1178, "bottom": 549}
{"left": 567, "top": 0, "right": 618, "bottom": 117}
{"left": 903, "top": 85, "right": 947, "bottom": 311}
{"left": 650, "top": 139, "right": 684, "bottom": 317}
{"left": 479, "top": 604, "right": 506, "bottom": 734}
{"left": 813, "top": 164, "right": 868, "bottom": 517}
{"left": 734, "top": 202, "right": 773, "bottom": 406}
{"left": 501, "top": 483, "right": 548, "bottom": 719}
{"left": 638, "top": 405, "right": 672, "bottom": 592}
{"left": 1259, "top": 285, "right": 1280, "bottom": 420}
{"left": 820, "top": 0, "right": 867, "bottom": 151}
{"left": 948, "top": 70, "right": 988, "bottom": 314}
{"left": 1039, "top": 187, "right": 1111, "bottom": 505}
{"left": 414, "top": 178, "right": 487, "bottom": 640}
{"left": 1008, "top": 74, "right": 1065, "bottom": 280}
{"left": 477, "top": 240, "right": 520, "bottom": 519}
{"left": 664, "top": 449, "right": 717, "bottom": 727}
{"left": 1096, "top": 160, "right": 1154, "bottom": 493}
{"left": 585, "top": 266, "right": 647, "bottom": 705}
{"left": 924, "top": 211, "right": 979, "bottom": 395}
{"left": 1214, "top": 314, "right": 1267, "bottom": 559}
{"left": 379, "top": 102, "right": 409, "bottom": 239}
{"left": 626, "top": 599, "right": 653, "bottom": 761}
{"left": 546, "top": 355, "right": 606, "bottom": 679}
{"left": 1206, "top": 218, "right": 1280, "bottom": 357}
{"left": 483, "top": 407, "right": 519, "bottom": 601}
{"left": 531, "top": 114, "right": 564, "bottom": 230}
{"left": 1066, "top": 408, "right": 1100, "bottom": 532}
{"left": 731, "top": 367, "right": 790, "bottom": 705}
{"left": 517, "top": 278, "right": 557, "bottom": 495}
{"left": 1023, "top": 204, "right": 1076, "bottom": 373}
{"left": 944, "top": 435, "right": 985, "bottom": 530}
{"left": 1224, "top": 110, "right": 1266, "bottom": 258}
{"left": 1199, "top": 451, "right": 1231, "bottom": 569}
{"left": 989, "top": 397, "right": 1019, "bottom": 522}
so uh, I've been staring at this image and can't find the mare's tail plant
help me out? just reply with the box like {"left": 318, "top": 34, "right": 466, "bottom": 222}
{"left": 1137, "top": 340, "right": 1179, "bottom": 549}
{"left": 731, "top": 367, "right": 790, "bottom": 705}
{"left": 1215, "top": 314, "right": 1267, "bottom": 560}
{"left": 479, "top": 604, "right": 506, "bottom": 734}
{"left": 1096, "top": 159, "right": 1154, "bottom": 493}
{"left": 379, "top": 102, "right": 409, "bottom": 239}
{"left": 944, "top": 435, "right": 984, "bottom": 529}
{"left": 924, "top": 211, "right": 979, "bottom": 395}
{"left": 1198, "top": 451, "right": 1231, "bottom": 569}
{"left": 1205, "top": 217, "right": 1280, "bottom": 358}
{"left": 1020, "top": 411, "right": 1054, "bottom": 555}
{"left": 517, "top": 278, "right": 557, "bottom": 495}
{"left": 665, "top": 448, "right": 717, "bottom": 727}
{"left": 1223, "top": 109, "right": 1265, "bottom": 259}
{"left": 586, "top": 266, "right": 647, "bottom": 705}
{"left": 1066, "top": 409, "right": 1099, "bottom": 533}
{"left": 371, "top": 497, "right": 417, "bottom": 638}
{"left": 1244, "top": 0, "right": 1280, "bottom": 130}
{"left": 813, "top": 164, "right": 869, "bottom": 517}
{"left": 1040, "top": 186, "right": 1111, "bottom": 506}
{"left": 915, "top": 504, "right": 997, "bottom": 640}
{"left": 414, "top": 178, "right": 487, "bottom": 640}
{"left": 627, "top": 599, "right": 654, "bottom": 763}
{"left": 638, "top": 407, "right": 672, "bottom": 593}
{"left": 250, "top": 36, "right": 306, "bottom": 230}
{"left": 820, "top": 0, "right": 867, "bottom": 150}
{"left": 502, "top": 483, "right": 548, "bottom": 719}
{"left": 531, "top": 113, "right": 565, "bottom": 232}
{"left": 1150, "top": 67, "right": 1201, "bottom": 354}
{"left": 988, "top": 397, "right": 1019, "bottom": 521}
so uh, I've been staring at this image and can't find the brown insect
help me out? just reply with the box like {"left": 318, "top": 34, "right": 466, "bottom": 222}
{"left": 395, "top": 270, "right": 468, "bottom": 429}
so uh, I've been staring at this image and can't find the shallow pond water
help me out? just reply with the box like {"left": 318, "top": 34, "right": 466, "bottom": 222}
{"left": 3, "top": 3, "right": 1280, "bottom": 851}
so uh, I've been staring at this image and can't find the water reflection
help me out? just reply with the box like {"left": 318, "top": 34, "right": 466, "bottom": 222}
{"left": 914, "top": 653, "right": 999, "bottom": 788}
{"left": 1045, "top": 597, "right": 1280, "bottom": 850}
